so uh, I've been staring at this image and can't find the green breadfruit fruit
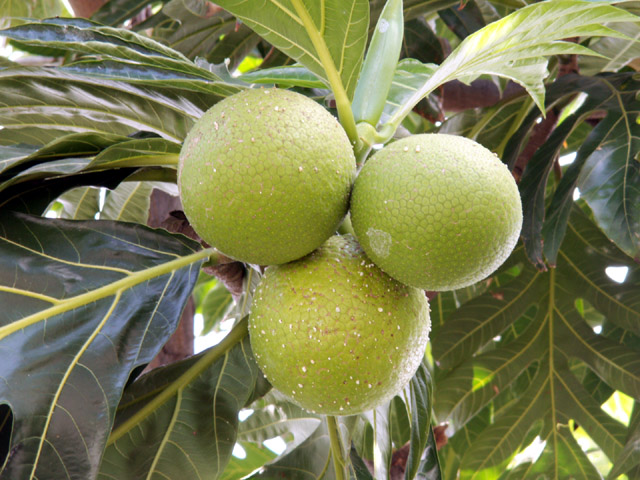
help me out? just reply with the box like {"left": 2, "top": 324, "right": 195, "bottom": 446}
{"left": 249, "top": 235, "right": 431, "bottom": 416}
{"left": 350, "top": 133, "right": 522, "bottom": 291}
{"left": 178, "top": 88, "right": 356, "bottom": 265}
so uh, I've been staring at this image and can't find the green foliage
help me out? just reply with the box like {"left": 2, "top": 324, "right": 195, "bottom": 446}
{"left": 432, "top": 207, "right": 639, "bottom": 477}
{"left": 0, "top": 0, "right": 639, "bottom": 479}
{"left": 0, "top": 212, "right": 206, "bottom": 478}
{"left": 100, "top": 322, "right": 258, "bottom": 479}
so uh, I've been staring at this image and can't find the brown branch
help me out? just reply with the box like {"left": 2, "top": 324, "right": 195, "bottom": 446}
{"left": 144, "top": 189, "right": 195, "bottom": 370}
{"left": 512, "top": 38, "right": 581, "bottom": 181}
{"left": 512, "top": 108, "right": 560, "bottom": 182}
{"left": 66, "top": 0, "right": 108, "bottom": 19}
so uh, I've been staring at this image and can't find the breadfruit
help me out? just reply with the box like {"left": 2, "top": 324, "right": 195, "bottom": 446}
{"left": 350, "top": 133, "right": 522, "bottom": 291}
{"left": 178, "top": 88, "right": 356, "bottom": 265}
{"left": 249, "top": 235, "right": 430, "bottom": 415}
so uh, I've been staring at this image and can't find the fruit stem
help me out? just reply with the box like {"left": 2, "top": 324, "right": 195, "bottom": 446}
{"left": 327, "top": 416, "right": 348, "bottom": 480}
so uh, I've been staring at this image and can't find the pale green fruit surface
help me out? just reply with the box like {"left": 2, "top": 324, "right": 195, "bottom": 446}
{"left": 178, "top": 88, "right": 356, "bottom": 265}
{"left": 249, "top": 235, "right": 430, "bottom": 415}
{"left": 350, "top": 134, "right": 522, "bottom": 291}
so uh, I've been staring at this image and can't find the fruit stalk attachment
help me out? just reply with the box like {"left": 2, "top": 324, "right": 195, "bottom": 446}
{"left": 327, "top": 415, "right": 348, "bottom": 480}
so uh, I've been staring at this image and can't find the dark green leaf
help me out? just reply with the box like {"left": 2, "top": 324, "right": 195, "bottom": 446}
{"left": 1, "top": 18, "right": 209, "bottom": 75}
{"left": 378, "top": 0, "right": 460, "bottom": 23}
{"left": 0, "top": 132, "right": 129, "bottom": 180}
{"left": 508, "top": 73, "right": 640, "bottom": 266}
{"left": 98, "top": 324, "right": 258, "bottom": 480}
{"left": 576, "top": 108, "right": 640, "bottom": 262}
{"left": 438, "top": 0, "right": 486, "bottom": 40}
{"left": 402, "top": 17, "right": 444, "bottom": 65}
{"left": 416, "top": 427, "right": 442, "bottom": 479}
{"left": 207, "top": 23, "right": 261, "bottom": 71}
{"left": 350, "top": 445, "right": 374, "bottom": 479}
{"left": 518, "top": 118, "right": 573, "bottom": 269}
{"left": 547, "top": 73, "right": 640, "bottom": 261}
{"left": 59, "top": 59, "right": 242, "bottom": 96}
{"left": 432, "top": 207, "right": 639, "bottom": 475}
{"left": 155, "top": 0, "right": 237, "bottom": 61}
{"left": 0, "top": 167, "right": 137, "bottom": 215}
{"left": 92, "top": 0, "right": 152, "bottom": 26}
{"left": 0, "top": 212, "right": 206, "bottom": 479}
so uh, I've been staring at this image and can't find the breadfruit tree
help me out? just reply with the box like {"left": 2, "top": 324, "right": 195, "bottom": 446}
{"left": 0, "top": 1, "right": 639, "bottom": 479}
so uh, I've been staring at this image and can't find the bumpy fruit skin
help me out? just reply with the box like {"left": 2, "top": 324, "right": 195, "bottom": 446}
{"left": 249, "top": 235, "right": 430, "bottom": 415}
{"left": 350, "top": 134, "right": 522, "bottom": 291}
{"left": 178, "top": 88, "right": 356, "bottom": 265}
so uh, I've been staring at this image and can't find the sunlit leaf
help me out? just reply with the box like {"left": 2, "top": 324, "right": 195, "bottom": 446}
{"left": 55, "top": 186, "right": 101, "bottom": 220}
{"left": 101, "top": 181, "right": 155, "bottom": 223}
{"left": 581, "top": 21, "right": 640, "bottom": 75}
{"left": 214, "top": 0, "right": 369, "bottom": 99}
{"left": 239, "top": 391, "right": 323, "bottom": 456}
{"left": 365, "top": 403, "right": 392, "bottom": 480}
{"left": 387, "top": 1, "right": 637, "bottom": 129}
{"left": 0, "top": 0, "right": 61, "bottom": 29}
{"left": 200, "top": 280, "right": 234, "bottom": 335}
{"left": 219, "top": 441, "right": 278, "bottom": 480}
{"left": 383, "top": 59, "right": 437, "bottom": 124}
{"left": 608, "top": 404, "right": 640, "bottom": 479}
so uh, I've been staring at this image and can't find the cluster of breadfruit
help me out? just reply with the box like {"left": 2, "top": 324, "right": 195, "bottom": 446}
{"left": 178, "top": 88, "right": 522, "bottom": 416}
